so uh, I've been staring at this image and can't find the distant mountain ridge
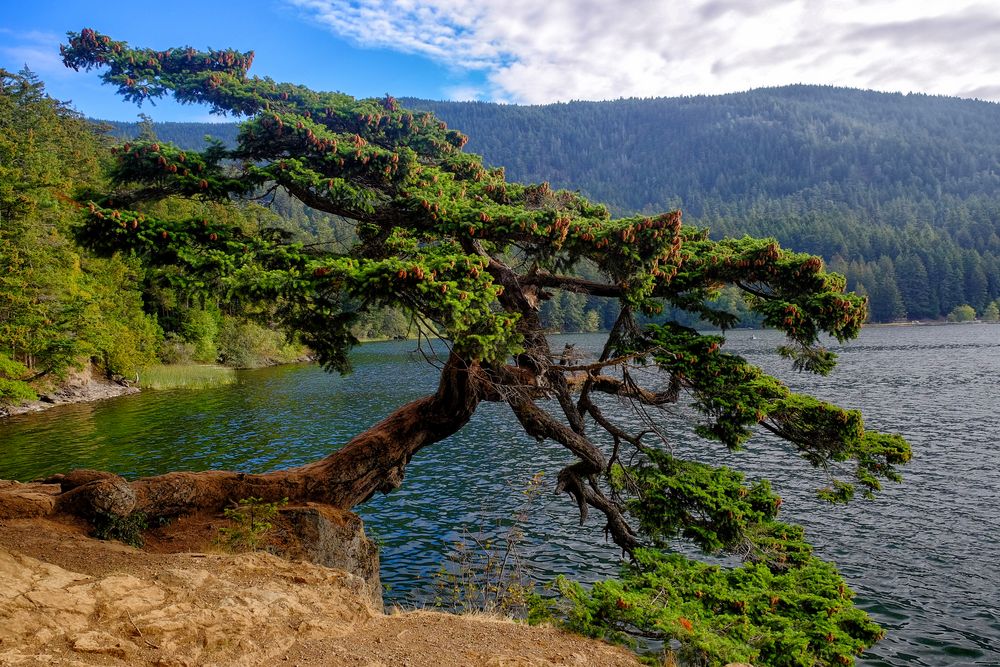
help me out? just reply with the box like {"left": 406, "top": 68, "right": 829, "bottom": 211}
{"left": 97, "top": 119, "right": 239, "bottom": 150}
{"left": 405, "top": 85, "right": 1000, "bottom": 216}
{"left": 95, "top": 85, "right": 1000, "bottom": 321}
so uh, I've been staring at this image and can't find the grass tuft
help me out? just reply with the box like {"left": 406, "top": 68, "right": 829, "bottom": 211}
{"left": 139, "top": 364, "right": 237, "bottom": 390}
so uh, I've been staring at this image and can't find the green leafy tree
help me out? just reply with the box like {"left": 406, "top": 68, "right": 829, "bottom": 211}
{"left": 947, "top": 304, "right": 977, "bottom": 322}
{"left": 982, "top": 300, "right": 1000, "bottom": 322}
{"left": 0, "top": 68, "right": 159, "bottom": 390}
{"left": 57, "top": 30, "right": 911, "bottom": 666}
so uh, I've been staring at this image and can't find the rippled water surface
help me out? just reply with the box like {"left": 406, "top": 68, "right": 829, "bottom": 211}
{"left": 2, "top": 324, "right": 998, "bottom": 665}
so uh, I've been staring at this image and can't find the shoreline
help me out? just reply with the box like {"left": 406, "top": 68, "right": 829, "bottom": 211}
{"left": 0, "top": 514, "right": 641, "bottom": 666}
{"left": 0, "top": 364, "right": 138, "bottom": 419}
{"left": 1, "top": 354, "right": 317, "bottom": 420}
{"left": 6, "top": 320, "right": 991, "bottom": 418}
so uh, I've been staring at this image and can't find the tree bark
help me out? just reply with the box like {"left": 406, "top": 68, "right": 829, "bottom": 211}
{"left": 48, "top": 354, "right": 484, "bottom": 521}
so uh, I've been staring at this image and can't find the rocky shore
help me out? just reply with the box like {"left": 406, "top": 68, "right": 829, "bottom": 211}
{"left": 0, "top": 364, "right": 138, "bottom": 419}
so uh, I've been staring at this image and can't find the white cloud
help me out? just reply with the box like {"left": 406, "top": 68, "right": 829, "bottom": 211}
{"left": 286, "top": 0, "right": 1000, "bottom": 103}
{"left": 443, "top": 84, "right": 485, "bottom": 101}
{"left": 0, "top": 29, "right": 69, "bottom": 78}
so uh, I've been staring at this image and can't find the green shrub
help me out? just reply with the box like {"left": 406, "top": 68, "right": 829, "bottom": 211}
{"left": 0, "top": 353, "right": 36, "bottom": 405}
{"left": 947, "top": 304, "right": 977, "bottom": 322}
{"left": 216, "top": 496, "right": 287, "bottom": 552}
{"left": 91, "top": 511, "right": 148, "bottom": 548}
{"left": 216, "top": 316, "right": 301, "bottom": 368}
{"left": 158, "top": 333, "right": 196, "bottom": 365}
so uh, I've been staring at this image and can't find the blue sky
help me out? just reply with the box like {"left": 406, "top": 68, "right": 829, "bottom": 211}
{"left": 1, "top": 1, "right": 485, "bottom": 121}
{"left": 3, "top": 1, "right": 999, "bottom": 122}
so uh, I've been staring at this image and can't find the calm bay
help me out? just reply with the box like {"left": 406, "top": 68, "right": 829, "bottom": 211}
{"left": 1, "top": 323, "right": 997, "bottom": 665}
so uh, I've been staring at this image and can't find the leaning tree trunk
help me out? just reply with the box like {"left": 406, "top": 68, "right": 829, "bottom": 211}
{"left": 43, "top": 354, "right": 484, "bottom": 522}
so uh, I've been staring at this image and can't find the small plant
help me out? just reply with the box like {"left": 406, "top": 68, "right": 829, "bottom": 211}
{"left": 433, "top": 472, "right": 543, "bottom": 617}
{"left": 91, "top": 511, "right": 148, "bottom": 547}
{"left": 216, "top": 496, "right": 287, "bottom": 552}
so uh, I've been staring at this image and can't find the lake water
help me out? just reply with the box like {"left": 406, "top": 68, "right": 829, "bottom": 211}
{"left": 1, "top": 324, "right": 998, "bottom": 666}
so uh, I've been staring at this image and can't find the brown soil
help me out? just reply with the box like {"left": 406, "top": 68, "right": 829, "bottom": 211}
{"left": 0, "top": 517, "right": 642, "bottom": 667}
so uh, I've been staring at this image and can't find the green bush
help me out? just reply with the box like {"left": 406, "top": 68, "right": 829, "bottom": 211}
{"left": 350, "top": 307, "right": 413, "bottom": 340}
{"left": 216, "top": 496, "right": 287, "bottom": 552}
{"left": 91, "top": 511, "right": 148, "bottom": 547}
{"left": 158, "top": 333, "right": 196, "bottom": 365}
{"left": 0, "top": 353, "right": 36, "bottom": 405}
{"left": 216, "top": 316, "right": 294, "bottom": 368}
{"left": 947, "top": 304, "right": 976, "bottom": 322}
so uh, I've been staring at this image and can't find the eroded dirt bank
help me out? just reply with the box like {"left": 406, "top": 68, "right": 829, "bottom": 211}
{"left": 0, "top": 518, "right": 641, "bottom": 667}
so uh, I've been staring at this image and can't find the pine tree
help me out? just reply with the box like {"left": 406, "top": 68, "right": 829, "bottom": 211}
{"left": 50, "top": 30, "right": 911, "bottom": 666}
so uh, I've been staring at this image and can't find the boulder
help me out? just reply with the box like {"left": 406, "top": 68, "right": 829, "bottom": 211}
{"left": 272, "top": 503, "right": 382, "bottom": 609}
{"left": 0, "top": 481, "right": 61, "bottom": 520}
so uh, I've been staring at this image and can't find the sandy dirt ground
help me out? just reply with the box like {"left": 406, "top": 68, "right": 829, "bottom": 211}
{"left": 0, "top": 517, "right": 642, "bottom": 667}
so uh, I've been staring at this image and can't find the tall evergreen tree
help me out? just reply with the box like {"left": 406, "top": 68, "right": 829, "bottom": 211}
{"left": 894, "top": 253, "right": 932, "bottom": 320}
{"left": 868, "top": 256, "right": 906, "bottom": 322}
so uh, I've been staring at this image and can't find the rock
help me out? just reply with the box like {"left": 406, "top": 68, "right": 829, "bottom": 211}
{"left": 0, "top": 481, "right": 61, "bottom": 519}
{"left": 72, "top": 630, "right": 139, "bottom": 659}
{"left": 0, "top": 362, "right": 138, "bottom": 418}
{"left": 273, "top": 504, "right": 382, "bottom": 609}
{"left": 87, "top": 475, "right": 138, "bottom": 516}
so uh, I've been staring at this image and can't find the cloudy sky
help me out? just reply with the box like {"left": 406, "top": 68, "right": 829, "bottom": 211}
{"left": 2, "top": 0, "right": 997, "bottom": 121}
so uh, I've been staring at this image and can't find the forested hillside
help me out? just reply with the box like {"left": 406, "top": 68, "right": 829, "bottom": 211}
{"left": 100, "top": 118, "right": 238, "bottom": 150}
{"left": 1, "top": 70, "right": 158, "bottom": 402}
{"left": 103, "top": 85, "right": 1000, "bottom": 324}
{"left": 405, "top": 87, "right": 1000, "bottom": 323}
{"left": 405, "top": 87, "right": 1000, "bottom": 215}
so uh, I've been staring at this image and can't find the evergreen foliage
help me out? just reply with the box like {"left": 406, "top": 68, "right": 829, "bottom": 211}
{"left": 61, "top": 29, "right": 912, "bottom": 666}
